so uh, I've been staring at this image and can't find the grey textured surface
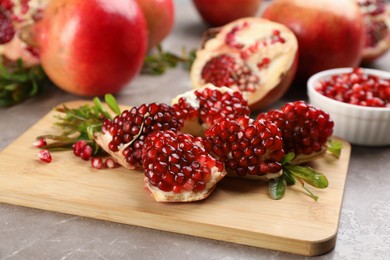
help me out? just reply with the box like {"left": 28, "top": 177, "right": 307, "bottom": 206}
{"left": 1, "top": 0, "right": 390, "bottom": 259}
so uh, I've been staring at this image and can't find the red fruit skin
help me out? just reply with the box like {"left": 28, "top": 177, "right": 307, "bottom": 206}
{"left": 263, "top": 0, "right": 365, "bottom": 81}
{"left": 135, "top": 0, "right": 174, "bottom": 50}
{"left": 192, "top": 0, "right": 262, "bottom": 27}
{"left": 35, "top": 0, "right": 148, "bottom": 96}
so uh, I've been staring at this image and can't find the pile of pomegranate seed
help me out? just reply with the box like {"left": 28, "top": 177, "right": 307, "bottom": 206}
{"left": 90, "top": 157, "right": 119, "bottom": 170}
{"left": 100, "top": 103, "right": 183, "bottom": 168}
{"left": 315, "top": 68, "right": 390, "bottom": 107}
{"left": 204, "top": 116, "right": 285, "bottom": 176}
{"left": 257, "top": 101, "right": 334, "bottom": 155}
{"left": 142, "top": 130, "right": 225, "bottom": 197}
{"left": 72, "top": 140, "right": 93, "bottom": 161}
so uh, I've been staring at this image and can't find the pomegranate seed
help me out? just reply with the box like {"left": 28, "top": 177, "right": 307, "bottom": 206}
{"left": 80, "top": 145, "right": 93, "bottom": 160}
{"left": 105, "top": 158, "right": 118, "bottom": 168}
{"left": 32, "top": 138, "right": 47, "bottom": 148}
{"left": 91, "top": 158, "right": 103, "bottom": 169}
{"left": 38, "top": 150, "right": 52, "bottom": 163}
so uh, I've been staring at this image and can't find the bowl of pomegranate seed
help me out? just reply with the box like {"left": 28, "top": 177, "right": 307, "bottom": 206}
{"left": 307, "top": 67, "right": 390, "bottom": 146}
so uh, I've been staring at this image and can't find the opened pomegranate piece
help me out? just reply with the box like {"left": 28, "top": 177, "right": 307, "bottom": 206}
{"left": 172, "top": 83, "right": 250, "bottom": 136}
{"left": 356, "top": 0, "right": 390, "bottom": 62}
{"left": 204, "top": 116, "right": 285, "bottom": 178}
{"left": 191, "top": 17, "right": 298, "bottom": 111}
{"left": 95, "top": 103, "right": 183, "bottom": 170}
{"left": 142, "top": 130, "right": 226, "bottom": 202}
{"left": 0, "top": 0, "right": 48, "bottom": 66}
{"left": 257, "top": 101, "right": 334, "bottom": 164}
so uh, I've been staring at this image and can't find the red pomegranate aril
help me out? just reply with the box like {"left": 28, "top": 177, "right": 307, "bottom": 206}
{"left": 38, "top": 149, "right": 52, "bottom": 163}
{"left": 80, "top": 145, "right": 92, "bottom": 160}
{"left": 91, "top": 158, "right": 104, "bottom": 169}
{"left": 315, "top": 68, "right": 390, "bottom": 107}
{"left": 32, "top": 138, "right": 47, "bottom": 148}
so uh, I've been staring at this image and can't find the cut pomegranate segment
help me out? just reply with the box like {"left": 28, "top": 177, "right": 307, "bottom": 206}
{"left": 142, "top": 130, "right": 226, "bottom": 202}
{"left": 356, "top": 0, "right": 390, "bottom": 62}
{"left": 256, "top": 101, "right": 334, "bottom": 164}
{"left": 95, "top": 103, "right": 183, "bottom": 170}
{"left": 172, "top": 83, "right": 250, "bottom": 136}
{"left": 191, "top": 17, "right": 298, "bottom": 111}
{"left": 204, "top": 116, "right": 285, "bottom": 178}
{"left": 0, "top": 0, "right": 49, "bottom": 66}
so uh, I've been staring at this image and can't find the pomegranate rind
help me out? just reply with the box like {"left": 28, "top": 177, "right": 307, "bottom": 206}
{"left": 190, "top": 17, "right": 298, "bottom": 111}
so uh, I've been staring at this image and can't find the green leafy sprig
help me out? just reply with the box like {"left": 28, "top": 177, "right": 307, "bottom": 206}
{"left": 0, "top": 58, "right": 46, "bottom": 107}
{"left": 36, "top": 94, "right": 120, "bottom": 155}
{"left": 142, "top": 45, "right": 197, "bottom": 75}
{"left": 269, "top": 152, "right": 329, "bottom": 201}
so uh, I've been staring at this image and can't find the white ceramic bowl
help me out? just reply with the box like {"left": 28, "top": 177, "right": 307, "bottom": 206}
{"left": 307, "top": 68, "right": 390, "bottom": 146}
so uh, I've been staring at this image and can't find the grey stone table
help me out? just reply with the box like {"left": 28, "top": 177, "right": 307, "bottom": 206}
{"left": 1, "top": 1, "right": 390, "bottom": 259}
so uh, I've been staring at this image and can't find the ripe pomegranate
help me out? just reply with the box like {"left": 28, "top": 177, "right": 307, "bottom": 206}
{"left": 95, "top": 103, "right": 183, "bottom": 170}
{"left": 262, "top": 0, "right": 366, "bottom": 81}
{"left": 0, "top": 0, "right": 49, "bottom": 66}
{"left": 192, "top": 0, "right": 263, "bottom": 27}
{"left": 190, "top": 17, "right": 298, "bottom": 111}
{"left": 135, "top": 0, "right": 174, "bottom": 50}
{"left": 32, "top": 0, "right": 148, "bottom": 96}
{"left": 356, "top": 0, "right": 390, "bottom": 62}
{"left": 172, "top": 84, "right": 250, "bottom": 136}
{"left": 256, "top": 101, "right": 334, "bottom": 164}
{"left": 204, "top": 116, "right": 285, "bottom": 177}
{"left": 142, "top": 130, "right": 226, "bottom": 202}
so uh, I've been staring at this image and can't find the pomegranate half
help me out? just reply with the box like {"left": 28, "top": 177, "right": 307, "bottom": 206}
{"left": 32, "top": 0, "right": 148, "bottom": 96}
{"left": 262, "top": 0, "right": 366, "bottom": 81}
{"left": 190, "top": 17, "right": 298, "bottom": 111}
{"left": 356, "top": 0, "right": 390, "bottom": 62}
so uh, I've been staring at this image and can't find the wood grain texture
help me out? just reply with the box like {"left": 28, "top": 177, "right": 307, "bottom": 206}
{"left": 0, "top": 101, "right": 351, "bottom": 256}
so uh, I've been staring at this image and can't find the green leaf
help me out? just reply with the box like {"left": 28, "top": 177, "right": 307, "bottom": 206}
{"left": 93, "top": 97, "right": 112, "bottom": 120}
{"left": 282, "top": 169, "right": 296, "bottom": 185}
{"left": 327, "top": 139, "right": 342, "bottom": 158}
{"left": 269, "top": 176, "right": 286, "bottom": 200}
{"left": 284, "top": 165, "right": 328, "bottom": 189}
{"left": 105, "top": 94, "right": 121, "bottom": 115}
{"left": 281, "top": 152, "right": 295, "bottom": 165}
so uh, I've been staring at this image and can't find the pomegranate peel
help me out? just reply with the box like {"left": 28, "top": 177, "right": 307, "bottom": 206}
{"left": 191, "top": 17, "right": 298, "bottom": 111}
{"left": 142, "top": 130, "right": 226, "bottom": 202}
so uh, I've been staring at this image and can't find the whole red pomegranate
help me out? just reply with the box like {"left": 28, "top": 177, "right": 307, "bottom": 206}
{"left": 263, "top": 0, "right": 366, "bottom": 81}
{"left": 135, "top": 0, "right": 174, "bottom": 50}
{"left": 192, "top": 0, "right": 263, "bottom": 27}
{"left": 33, "top": 0, "right": 147, "bottom": 96}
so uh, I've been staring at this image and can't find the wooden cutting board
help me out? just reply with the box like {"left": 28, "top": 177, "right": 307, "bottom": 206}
{"left": 0, "top": 101, "right": 351, "bottom": 256}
